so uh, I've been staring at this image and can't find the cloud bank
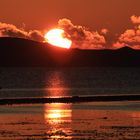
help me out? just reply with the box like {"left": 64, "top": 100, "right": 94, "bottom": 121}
{"left": 2, "top": 16, "right": 140, "bottom": 50}
{"left": 0, "top": 20, "right": 107, "bottom": 49}
{"left": 0, "top": 22, "right": 44, "bottom": 42}
{"left": 57, "top": 18, "right": 106, "bottom": 49}
{"left": 113, "top": 15, "right": 140, "bottom": 49}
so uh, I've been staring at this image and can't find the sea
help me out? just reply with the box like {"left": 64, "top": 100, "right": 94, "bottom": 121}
{"left": 1, "top": 67, "right": 140, "bottom": 98}
{"left": 0, "top": 67, "right": 140, "bottom": 139}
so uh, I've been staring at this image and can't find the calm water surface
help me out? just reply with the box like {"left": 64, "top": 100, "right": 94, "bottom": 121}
{"left": 1, "top": 67, "right": 140, "bottom": 98}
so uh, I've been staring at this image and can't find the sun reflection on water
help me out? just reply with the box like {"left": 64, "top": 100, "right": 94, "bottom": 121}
{"left": 44, "top": 70, "right": 72, "bottom": 139}
{"left": 46, "top": 70, "right": 69, "bottom": 97}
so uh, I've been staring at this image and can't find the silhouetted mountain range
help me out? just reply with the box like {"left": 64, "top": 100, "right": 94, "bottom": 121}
{"left": 0, "top": 37, "right": 140, "bottom": 67}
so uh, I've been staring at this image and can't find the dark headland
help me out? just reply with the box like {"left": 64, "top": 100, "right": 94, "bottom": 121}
{"left": 1, "top": 37, "right": 140, "bottom": 67}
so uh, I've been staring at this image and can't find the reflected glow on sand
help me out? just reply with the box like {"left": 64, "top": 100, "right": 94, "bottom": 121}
{"left": 131, "top": 112, "right": 140, "bottom": 118}
{"left": 44, "top": 103, "right": 72, "bottom": 139}
{"left": 44, "top": 103, "right": 72, "bottom": 123}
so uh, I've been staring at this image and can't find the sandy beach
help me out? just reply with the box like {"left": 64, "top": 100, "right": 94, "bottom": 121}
{"left": 0, "top": 101, "right": 140, "bottom": 140}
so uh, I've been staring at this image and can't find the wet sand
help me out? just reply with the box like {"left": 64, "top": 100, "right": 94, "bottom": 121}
{"left": 0, "top": 101, "right": 140, "bottom": 140}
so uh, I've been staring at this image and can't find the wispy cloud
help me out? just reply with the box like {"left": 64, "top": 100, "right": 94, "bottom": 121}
{"left": 101, "top": 28, "right": 109, "bottom": 35}
{"left": 131, "top": 15, "right": 140, "bottom": 24}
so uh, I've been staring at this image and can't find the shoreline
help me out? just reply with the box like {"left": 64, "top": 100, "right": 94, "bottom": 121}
{"left": 0, "top": 95, "right": 140, "bottom": 105}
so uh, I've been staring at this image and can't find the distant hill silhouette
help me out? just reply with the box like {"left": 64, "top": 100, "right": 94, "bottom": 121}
{"left": 0, "top": 37, "right": 140, "bottom": 67}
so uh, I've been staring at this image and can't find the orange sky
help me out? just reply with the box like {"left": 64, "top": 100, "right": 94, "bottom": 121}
{"left": 0, "top": 0, "right": 140, "bottom": 49}
{"left": 0, "top": 0, "right": 139, "bottom": 32}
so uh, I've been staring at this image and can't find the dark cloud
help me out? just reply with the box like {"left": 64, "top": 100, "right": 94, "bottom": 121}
{"left": 0, "top": 22, "right": 44, "bottom": 42}
{"left": 58, "top": 18, "right": 106, "bottom": 49}
{"left": 28, "top": 30, "right": 44, "bottom": 42}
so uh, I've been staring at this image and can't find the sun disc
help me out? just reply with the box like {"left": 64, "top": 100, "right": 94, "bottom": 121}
{"left": 44, "top": 29, "right": 72, "bottom": 49}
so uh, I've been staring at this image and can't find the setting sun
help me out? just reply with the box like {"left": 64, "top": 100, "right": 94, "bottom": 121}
{"left": 44, "top": 29, "right": 72, "bottom": 49}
